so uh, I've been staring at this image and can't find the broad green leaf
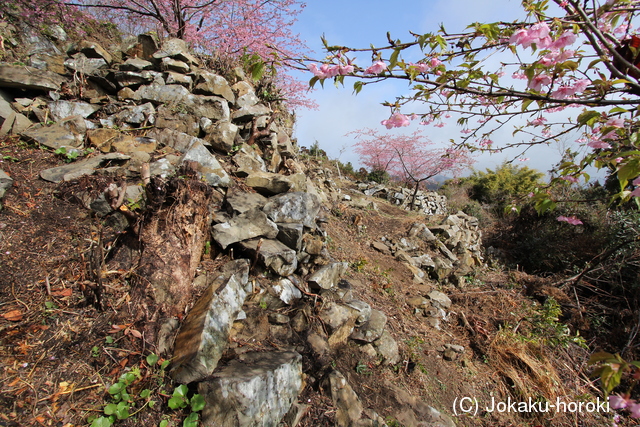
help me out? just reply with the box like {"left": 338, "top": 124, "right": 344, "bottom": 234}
{"left": 108, "top": 383, "right": 125, "bottom": 395}
{"left": 140, "top": 389, "right": 151, "bottom": 399}
{"left": 250, "top": 61, "right": 265, "bottom": 82}
{"left": 168, "top": 395, "right": 187, "bottom": 410}
{"left": 146, "top": 353, "right": 159, "bottom": 367}
{"left": 115, "top": 402, "right": 130, "bottom": 420}
{"left": 389, "top": 49, "right": 401, "bottom": 70}
{"left": 521, "top": 99, "right": 533, "bottom": 112}
{"left": 353, "top": 81, "right": 363, "bottom": 95}
{"left": 577, "top": 110, "right": 600, "bottom": 127}
{"left": 190, "top": 394, "right": 206, "bottom": 412}
{"left": 91, "top": 416, "right": 114, "bottom": 427}
{"left": 183, "top": 412, "right": 199, "bottom": 427}
{"left": 104, "top": 403, "right": 118, "bottom": 415}
{"left": 608, "top": 107, "right": 629, "bottom": 115}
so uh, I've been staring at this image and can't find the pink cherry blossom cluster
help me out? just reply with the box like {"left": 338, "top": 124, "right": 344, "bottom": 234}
{"left": 364, "top": 61, "right": 387, "bottom": 75}
{"left": 528, "top": 116, "right": 548, "bottom": 126}
{"left": 381, "top": 112, "right": 411, "bottom": 129}
{"left": 551, "top": 79, "right": 590, "bottom": 99}
{"left": 610, "top": 394, "right": 640, "bottom": 418}
{"left": 557, "top": 215, "right": 583, "bottom": 225}
{"left": 308, "top": 63, "right": 354, "bottom": 79}
{"left": 407, "top": 58, "right": 444, "bottom": 75}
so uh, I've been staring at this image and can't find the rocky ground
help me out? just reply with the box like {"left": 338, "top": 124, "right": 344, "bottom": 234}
{"left": 0, "top": 20, "right": 614, "bottom": 427}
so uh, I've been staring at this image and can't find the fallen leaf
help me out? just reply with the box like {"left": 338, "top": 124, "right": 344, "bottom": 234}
{"left": 127, "top": 328, "right": 142, "bottom": 338}
{"left": 51, "top": 289, "right": 72, "bottom": 297}
{"left": 2, "top": 310, "right": 23, "bottom": 322}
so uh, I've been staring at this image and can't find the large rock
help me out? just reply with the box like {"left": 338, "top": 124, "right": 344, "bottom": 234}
{"left": 212, "top": 208, "right": 279, "bottom": 249}
{"left": 194, "top": 71, "right": 235, "bottom": 103}
{"left": 39, "top": 153, "right": 130, "bottom": 182}
{"left": 183, "top": 94, "right": 230, "bottom": 121}
{"left": 0, "top": 169, "right": 13, "bottom": 206}
{"left": 171, "top": 260, "right": 250, "bottom": 384}
{"left": 134, "top": 84, "right": 190, "bottom": 104}
{"left": 0, "top": 64, "right": 66, "bottom": 91}
{"left": 198, "top": 351, "right": 302, "bottom": 427}
{"left": 48, "top": 100, "right": 101, "bottom": 122}
{"left": 238, "top": 238, "right": 297, "bottom": 277}
{"left": 329, "top": 370, "right": 363, "bottom": 427}
{"left": 245, "top": 171, "right": 297, "bottom": 195}
{"left": 181, "top": 140, "right": 231, "bottom": 187}
{"left": 262, "top": 192, "right": 320, "bottom": 229}
{"left": 226, "top": 188, "right": 268, "bottom": 214}
{"left": 350, "top": 309, "right": 387, "bottom": 343}
{"left": 206, "top": 120, "right": 238, "bottom": 153}
{"left": 21, "top": 122, "right": 84, "bottom": 150}
{"left": 307, "top": 262, "right": 349, "bottom": 290}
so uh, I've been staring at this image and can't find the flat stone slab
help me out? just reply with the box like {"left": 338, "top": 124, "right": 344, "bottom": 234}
{"left": 171, "top": 260, "right": 249, "bottom": 384}
{"left": 198, "top": 351, "right": 302, "bottom": 427}
{"left": 39, "top": 153, "right": 130, "bottom": 183}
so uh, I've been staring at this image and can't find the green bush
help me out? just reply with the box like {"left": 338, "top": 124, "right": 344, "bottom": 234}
{"left": 462, "top": 162, "right": 545, "bottom": 213}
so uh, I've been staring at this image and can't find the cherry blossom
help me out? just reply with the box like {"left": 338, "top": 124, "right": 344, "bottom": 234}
{"left": 557, "top": 215, "right": 583, "bottom": 225}
{"left": 364, "top": 61, "right": 387, "bottom": 75}
{"left": 381, "top": 113, "right": 411, "bottom": 129}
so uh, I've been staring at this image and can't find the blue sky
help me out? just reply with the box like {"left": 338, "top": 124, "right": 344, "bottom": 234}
{"left": 289, "top": 0, "right": 572, "bottom": 178}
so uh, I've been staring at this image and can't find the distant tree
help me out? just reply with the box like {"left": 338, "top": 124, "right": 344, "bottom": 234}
{"left": 461, "top": 162, "right": 546, "bottom": 212}
{"left": 352, "top": 128, "right": 474, "bottom": 209}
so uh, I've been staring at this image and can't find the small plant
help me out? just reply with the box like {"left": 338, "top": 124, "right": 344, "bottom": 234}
{"left": 89, "top": 353, "right": 204, "bottom": 427}
{"left": 355, "top": 361, "right": 372, "bottom": 375}
{"left": 350, "top": 258, "right": 368, "bottom": 272}
{"left": 527, "top": 297, "right": 587, "bottom": 349}
{"left": 259, "top": 300, "right": 268, "bottom": 310}
{"left": 54, "top": 146, "right": 93, "bottom": 162}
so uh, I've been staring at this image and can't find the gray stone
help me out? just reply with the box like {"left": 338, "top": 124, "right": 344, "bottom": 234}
{"left": 238, "top": 238, "right": 298, "bottom": 277}
{"left": 226, "top": 188, "right": 268, "bottom": 214}
{"left": 155, "top": 108, "right": 199, "bottom": 136}
{"left": 407, "top": 296, "right": 430, "bottom": 308}
{"left": 233, "top": 81, "right": 259, "bottom": 107}
{"left": 183, "top": 94, "right": 230, "bottom": 121}
{"left": 145, "top": 127, "right": 194, "bottom": 152}
{"left": 307, "top": 262, "right": 349, "bottom": 290}
{"left": 51, "top": 100, "right": 100, "bottom": 122}
{"left": 198, "top": 351, "right": 302, "bottom": 427}
{"left": 114, "top": 71, "right": 154, "bottom": 87}
{"left": 134, "top": 84, "right": 190, "bottom": 104}
{"left": 165, "top": 71, "right": 193, "bottom": 88}
{"left": 232, "top": 144, "right": 266, "bottom": 176}
{"left": 212, "top": 208, "right": 279, "bottom": 249}
{"left": 206, "top": 121, "right": 239, "bottom": 153}
{"left": 161, "top": 57, "right": 190, "bottom": 73}
{"left": 329, "top": 370, "right": 363, "bottom": 427}
{"left": 64, "top": 55, "right": 108, "bottom": 74}
{"left": 149, "top": 158, "right": 176, "bottom": 178}
{"left": 39, "top": 153, "right": 130, "bottom": 183}
{"left": 427, "top": 290, "right": 452, "bottom": 310}
{"left": 153, "top": 38, "right": 200, "bottom": 66}
{"left": 271, "top": 278, "right": 302, "bottom": 305}
{"left": 181, "top": 140, "right": 231, "bottom": 187}
{"left": 268, "top": 313, "right": 290, "bottom": 325}
{"left": 0, "top": 112, "right": 33, "bottom": 135}
{"left": 0, "top": 64, "right": 66, "bottom": 91}
{"left": 115, "top": 102, "right": 156, "bottom": 125}
{"left": 344, "top": 299, "right": 372, "bottom": 324}
{"left": 0, "top": 169, "right": 13, "bottom": 202}
{"left": 276, "top": 223, "right": 304, "bottom": 251}
{"left": 350, "top": 309, "right": 387, "bottom": 343}
{"left": 120, "top": 57, "right": 154, "bottom": 71}
{"left": 444, "top": 343, "right": 465, "bottom": 353}
{"left": 263, "top": 192, "right": 320, "bottom": 229}
{"left": 194, "top": 71, "right": 235, "bottom": 103}
{"left": 408, "top": 222, "right": 437, "bottom": 242}
{"left": 171, "top": 260, "right": 249, "bottom": 383}
{"left": 319, "top": 302, "right": 358, "bottom": 331}
{"left": 232, "top": 104, "right": 272, "bottom": 122}
{"left": 21, "top": 122, "right": 83, "bottom": 150}
{"left": 245, "top": 171, "right": 296, "bottom": 195}
{"left": 73, "top": 40, "right": 112, "bottom": 64}
{"left": 373, "top": 330, "right": 400, "bottom": 365}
